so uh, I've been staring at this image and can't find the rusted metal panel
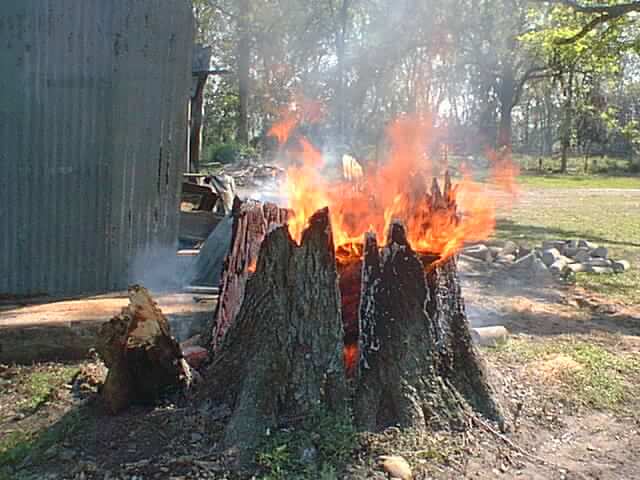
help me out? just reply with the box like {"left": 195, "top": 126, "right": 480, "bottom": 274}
{"left": 0, "top": 0, "right": 194, "bottom": 297}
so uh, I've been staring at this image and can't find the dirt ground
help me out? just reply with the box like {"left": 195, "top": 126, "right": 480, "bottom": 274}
{"left": 1, "top": 187, "right": 639, "bottom": 480}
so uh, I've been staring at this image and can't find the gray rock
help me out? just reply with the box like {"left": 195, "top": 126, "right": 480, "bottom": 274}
{"left": 591, "top": 246, "right": 608, "bottom": 259}
{"left": 518, "top": 246, "right": 532, "bottom": 258}
{"left": 574, "top": 249, "right": 591, "bottom": 263}
{"left": 463, "top": 244, "right": 493, "bottom": 262}
{"left": 567, "top": 263, "right": 588, "bottom": 273}
{"left": 613, "top": 260, "right": 631, "bottom": 273}
{"left": 578, "top": 239, "right": 598, "bottom": 250}
{"left": 586, "top": 258, "right": 612, "bottom": 267}
{"left": 510, "top": 253, "right": 551, "bottom": 280}
{"left": 587, "top": 266, "right": 614, "bottom": 274}
{"left": 543, "top": 240, "right": 567, "bottom": 254}
{"left": 549, "top": 259, "right": 569, "bottom": 274}
{"left": 502, "top": 240, "right": 519, "bottom": 256}
{"left": 496, "top": 254, "right": 516, "bottom": 264}
{"left": 541, "top": 248, "right": 562, "bottom": 267}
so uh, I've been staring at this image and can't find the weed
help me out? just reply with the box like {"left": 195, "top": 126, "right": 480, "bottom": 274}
{"left": 490, "top": 337, "right": 640, "bottom": 410}
{"left": 256, "top": 408, "right": 357, "bottom": 479}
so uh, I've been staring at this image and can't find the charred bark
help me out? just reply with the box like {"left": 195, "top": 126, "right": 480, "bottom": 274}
{"left": 96, "top": 286, "right": 192, "bottom": 414}
{"left": 204, "top": 208, "right": 347, "bottom": 456}
{"left": 204, "top": 198, "right": 289, "bottom": 350}
{"left": 355, "top": 181, "right": 505, "bottom": 432}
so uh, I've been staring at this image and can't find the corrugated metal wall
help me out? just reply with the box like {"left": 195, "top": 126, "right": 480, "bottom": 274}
{"left": 0, "top": 0, "right": 194, "bottom": 297}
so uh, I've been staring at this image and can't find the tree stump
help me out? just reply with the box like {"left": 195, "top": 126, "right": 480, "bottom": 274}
{"left": 203, "top": 198, "right": 290, "bottom": 350}
{"left": 204, "top": 208, "right": 348, "bottom": 456}
{"left": 354, "top": 220, "right": 505, "bottom": 431}
{"left": 96, "top": 285, "right": 192, "bottom": 414}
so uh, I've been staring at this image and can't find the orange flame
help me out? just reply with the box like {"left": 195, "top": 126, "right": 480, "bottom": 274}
{"left": 269, "top": 109, "right": 518, "bottom": 264}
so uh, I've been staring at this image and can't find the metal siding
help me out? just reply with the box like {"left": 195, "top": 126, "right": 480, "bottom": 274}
{"left": 0, "top": 0, "right": 194, "bottom": 297}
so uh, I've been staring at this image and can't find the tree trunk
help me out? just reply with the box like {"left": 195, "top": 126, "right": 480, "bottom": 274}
{"left": 237, "top": 0, "right": 250, "bottom": 145}
{"left": 189, "top": 72, "right": 208, "bottom": 173}
{"left": 355, "top": 180, "right": 505, "bottom": 432}
{"left": 204, "top": 198, "right": 290, "bottom": 350}
{"left": 203, "top": 208, "right": 348, "bottom": 458}
{"left": 97, "top": 286, "right": 193, "bottom": 414}
{"left": 560, "top": 70, "right": 575, "bottom": 174}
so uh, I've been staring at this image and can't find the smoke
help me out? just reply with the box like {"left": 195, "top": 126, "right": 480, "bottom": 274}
{"left": 128, "top": 245, "right": 194, "bottom": 293}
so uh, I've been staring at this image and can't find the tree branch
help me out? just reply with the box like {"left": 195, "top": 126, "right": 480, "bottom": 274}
{"left": 535, "top": 0, "right": 640, "bottom": 44}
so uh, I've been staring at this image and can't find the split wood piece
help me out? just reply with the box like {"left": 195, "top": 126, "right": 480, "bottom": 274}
{"left": 355, "top": 221, "right": 506, "bottom": 432}
{"left": 203, "top": 208, "right": 347, "bottom": 460}
{"left": 204, "top": 198, "right": 290, "bottom": 350}
{"left": 96, "top": 285, "right": 192, "bottom": 414}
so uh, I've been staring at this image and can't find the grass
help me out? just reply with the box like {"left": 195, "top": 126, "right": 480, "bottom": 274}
{"left": 17, "top": 366, "right": 79, "bottom": 413}
{"left": 491, "top": 337, "right": 640, "bottom": 410}
{"left": 256, "top": 408, "right": 357, "bottom": 480}
{"left": 517, "top": 174, "right": 640, "bottom": 189}
{"left": 495, "top": 177, "right": 640, "bottom": 304}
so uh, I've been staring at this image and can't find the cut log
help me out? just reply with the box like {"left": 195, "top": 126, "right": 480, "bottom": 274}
{"left": 355, "top": 225, "right": 505, "bottom": 430}
{"left": 96, "top": 285, "right": 192, "bottom": 414}
{"left": 203, "top": 198, "right": 290, "bottom": 350}
{"left": 203, "top": 208, "right": 347, "bottom": 458}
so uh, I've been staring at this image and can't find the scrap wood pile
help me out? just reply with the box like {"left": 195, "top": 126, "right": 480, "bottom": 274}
{"left": 217, "top": 159, "right": 285, "bottom": 188}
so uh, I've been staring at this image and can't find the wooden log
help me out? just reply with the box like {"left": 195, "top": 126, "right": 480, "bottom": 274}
{"left": 203, "top": 208, "right": 347, "bottom": 460}
{"left": 96, "top": 286, "right": 192, "bottom": 414}
{"left": 203, "top": 198, "right": 289, "bottom": 350}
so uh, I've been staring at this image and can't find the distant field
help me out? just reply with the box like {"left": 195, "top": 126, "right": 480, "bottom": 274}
{"left": 495, "top": 181, "right": 640, "bottom": 305}
{"left": 517, "top": 174, "right": 640, "bottom": 189}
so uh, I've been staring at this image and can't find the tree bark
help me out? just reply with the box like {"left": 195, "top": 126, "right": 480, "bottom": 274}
{"left": 204, "top": 198, "right": 289, "bottom": 350}
{"left": 204, "top": 208, "right": 348, "bottom": 458}
{"left": 237, "top": 0, "right": 250, "bottom": 145}
{"left": 355, "top": 183, "right": 505, "bottom": 432}
{"left": 97, "top": 286, "right": 193, "bottom": 414}
{"left": 189, "top": 72, "right": 208, "bottom": 173}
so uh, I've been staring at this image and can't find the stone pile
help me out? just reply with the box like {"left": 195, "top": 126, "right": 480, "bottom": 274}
{"left": 462, "top": 239, "right": 631, "bottom": 277}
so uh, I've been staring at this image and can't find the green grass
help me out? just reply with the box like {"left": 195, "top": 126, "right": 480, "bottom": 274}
{"left": 256, "top": 408, "right": 357, "bottom": 480}
{"left": 0, "top": 409, "right": 88, "bottom": 478}
{"left": 495, "top": 180, "right": 640, "bottom": 304}
{"left": 18, "top": 366, "right": 79, "bottom": 413}
{"left": 491, "top": 337, "right": 640, "bottom": 410}
{"left": 517, "top": 174, "right": 640, "bottom": 189}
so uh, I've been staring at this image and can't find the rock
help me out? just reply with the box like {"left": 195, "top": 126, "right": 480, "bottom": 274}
{"left": 518, "top": 246, "right": 532, "bottom": 258}
{"left": 471, "top": 326, "right": 509, "bottom": 347}
{"left": 613, "top": 260, "right": 631, "bottom": 273}
{"left": 495, "top": 254, "right": 516, "bottom": 265}
{"left": 587, "top": 266, "right": 614, "bottom": 274}
{"left": 510, "top": 253, "right": 551, "bottom": 280}
{"left": 378, "top": 455, "right": 412, "bottom": 480}
{"left": 190, "top": 433, "right": 203, "bottom": 443}
{"left": 591, "top": 246, "right": 608, "bottom": 259}
{"left": 567, "top": 263, "right": 588, "bottom": 273}
{"left": 573, "top": 249, "right": 591, "bottom": 263}
{"left": 542, "top": 240, "right": 567, "bottom": 254}
{"left": 549, "top": 259, "right": 569, "bottom": 275}
{"left": 578, "top": 239, "right": 597, "bottom": 250}
{"left": 541, "top": 248, "right": 562, "bottom": 267}
{"left": 585, "top": 258, "right": 612, "bottom": 268}
{"left": 502, "top": 240, "right": 519, "bottom": 256}
{"left": 463, "top": 244, "right": 493, "bottom": 262}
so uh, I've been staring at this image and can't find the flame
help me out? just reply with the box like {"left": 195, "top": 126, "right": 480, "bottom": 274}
{"left": 343, "top": 344, "right": 359, "bottom": 377}
{"left": 268, "top": 110, "right": 518, "bottom": 265}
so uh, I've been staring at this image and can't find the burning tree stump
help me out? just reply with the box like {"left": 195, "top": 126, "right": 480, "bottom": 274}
{"left": 203, "top": 198, "right": 290, "bottom": 350}
{"left": 204, "top": 208, "right": 347, "bottom": 455}
{"left": 96, "top": 285, "right": 192, "bottom": 414}
{"left": 354, "top": 224, "right": 505, "bottom": 431}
